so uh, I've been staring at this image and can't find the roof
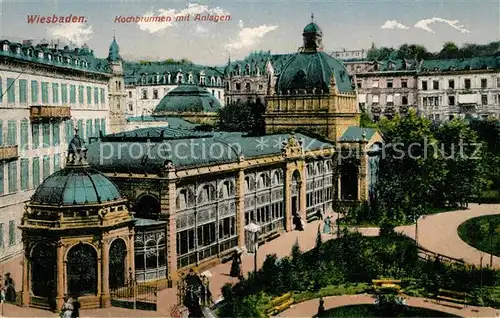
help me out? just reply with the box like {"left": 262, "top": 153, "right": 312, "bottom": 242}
{"left": 134, "top": 217, "right": 166, "bottom": 227}
{"left": 123, "top": 61, "right": 224, "bottom": 87}
{"left": 86, "top": 129, "right": 334, "bottom": 172}
{"left": 276, "top": 51, "right": 353, "bottom": 93}
{"left": 153, "top": 85, "right": 221, "bottom": 114}
{"left": 30, "top": 167, "right": 122, "bottom": 206}
{"left": 340, "top": 126, "right": 377, "bottom": 142}
{"left": 126, "top": 116, "right": 200, "bottom": 130}
{"left": 108, "top": 37, "right": 121, "bottom": 62}
{"left": 103, "top": 126, "right": 210, "bottom": 139}
{"left": 0, "top": 39, "right": 111, "bottom": 74}
{"left": 420, "top": 56, "right": 499, "bottom": 72}
{"left": 303, "top": 22, "right": 322, "bottom": 33}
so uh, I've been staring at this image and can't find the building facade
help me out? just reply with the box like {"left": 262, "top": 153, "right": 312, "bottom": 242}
{"left": 0, "top": 39, "right": 112, "bottom": 264}
{"left": 124, "top": 62, "right": 225, "bottom": 118}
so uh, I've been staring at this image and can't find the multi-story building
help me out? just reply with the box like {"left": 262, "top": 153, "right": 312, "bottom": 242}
{"left": 330, "top": 48, "right": 366, "bottom": 61}
{"left": 418, "top": 57, "right": 500, "bottom": 120}
{"left": 346, "top": 59, "right": 419, "bottom": 120}
{"left": 124, "top": 62, "right": 225, "bottom": 118}
{"left": 0, "top": 39, "right": 114, "bottom": 264}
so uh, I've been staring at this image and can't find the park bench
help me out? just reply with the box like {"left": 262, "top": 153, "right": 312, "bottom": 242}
{"left": 258, "top": 230, "right": 280, "bottom": 245}
{"left": 266, "top": 292, "right": 294, "bottom": 316}
{"left": 435, "top": 289, "right": 470, "bottom": 308}
{"left": 371, "top": 279, "right": 402, "bottom": 292}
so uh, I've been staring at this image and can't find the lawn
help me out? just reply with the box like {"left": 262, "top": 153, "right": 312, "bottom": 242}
{"left": 315, "top": 304, "right": 459, "bottom": 317}
{"left": 458, "top": 214, "right": 500, "bottom": 257}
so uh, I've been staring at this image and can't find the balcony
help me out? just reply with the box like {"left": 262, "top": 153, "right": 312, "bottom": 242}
{"left": 0, "top": 145, "right": 18, "bottom": 161}
{"left": 30, "top": 105, "right": 71, "bottom": 122}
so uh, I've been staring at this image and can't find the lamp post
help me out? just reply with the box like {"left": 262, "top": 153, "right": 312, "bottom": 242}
{"left": 245, "top": 223, "right": 262, "bottom": 274}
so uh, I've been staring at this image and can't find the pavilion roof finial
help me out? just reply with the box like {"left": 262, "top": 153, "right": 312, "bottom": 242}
{"left": 311, "top": 13, "right": 314, "bottom": 22}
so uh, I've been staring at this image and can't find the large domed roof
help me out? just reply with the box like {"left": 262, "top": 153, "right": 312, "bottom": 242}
{"left": 276, "top": 51, "right": 353, "bottom": 94}
{"left": 153, "top": 85, "right": 221, "bottom": 114}
{"left": 31, "top": 167, "right": 122, "bottom": 206}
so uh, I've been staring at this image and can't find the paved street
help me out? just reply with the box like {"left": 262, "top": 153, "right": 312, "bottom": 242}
{"left": 278, "top": 294, "right": 500, "bottom": 317}
{"left": 1, "top": 204, "right": 499, "bottom": 317}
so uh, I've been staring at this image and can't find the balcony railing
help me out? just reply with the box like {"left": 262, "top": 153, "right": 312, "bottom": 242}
{"left": 30, "top": 105, "right": 71, "bottom": 122}
{"left": 0, "top": 145, "right": 18, "bottom": 161}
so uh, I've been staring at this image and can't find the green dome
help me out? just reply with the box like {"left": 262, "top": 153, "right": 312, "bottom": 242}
{"left": 303, "top": 22, "right": 322, "bottom": 34}
{"left": 276, "top": 51, "right": 353, "bottom": 94}
{"left": 153, "top": 85, "right": 221, "bottom": 114}
{"left": 31, "top": 167, "right": 122, "bottom": 206}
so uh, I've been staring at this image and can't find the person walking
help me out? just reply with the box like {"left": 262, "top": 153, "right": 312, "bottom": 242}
{"left": 3, "top": 273, "right": 15, "bottom": 302}
{"left": 323, "top": 216, "right": 331, "bottom": 234}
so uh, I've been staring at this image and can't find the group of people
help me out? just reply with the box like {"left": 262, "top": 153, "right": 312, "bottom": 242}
{"left": 60, "top": 296, "right": 80, "bottom": 318}
{"left": 0, "top": 273, "right": 16, "bottom": 303}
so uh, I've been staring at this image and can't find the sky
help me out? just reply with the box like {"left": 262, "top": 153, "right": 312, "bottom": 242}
{"left": 0, "top": 0, "right": 498, "bottom": 66}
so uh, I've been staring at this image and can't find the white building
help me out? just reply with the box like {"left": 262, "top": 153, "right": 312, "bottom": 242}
{"left": 418, "top": 58, "right": 500, "bottom": 120}
{"left": 124, "top": 63, "right": 225, "bottom": 117}
{"left": 0, "top": 39, "right": 113, "bottom": 263}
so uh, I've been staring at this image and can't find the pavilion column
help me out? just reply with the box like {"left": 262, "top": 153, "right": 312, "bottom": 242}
{"left": 100, "top": 239, "right": 110, "bottom": 307}
{"left": 236, "top": 168, "right": 246, "bottom": 249}
{"left": 21, "top": 249, "right": 29, "bottom": 307}
{"left": 56, "top": 242, "right": 65, "bottom": 313}
{"left": 299, "top": 163, "right": 307, "bottom": 221}
{"left": 284, "top": 167, "right": 292, "bottom": 232}
{"left": 127, "top": 230, "right": 135, "bottom": 283}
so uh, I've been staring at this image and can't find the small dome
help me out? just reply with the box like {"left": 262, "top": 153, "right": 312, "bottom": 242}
{"left": 153, "top": 85, "right": 221, "bottom": 114}
{"left": 303, "top": 22, "right": 322, "bottom": 34}
{"left": 276, "top": 52, "right": 353, "bottom": 93}
{"left": 68, "top": 132, "right": 86, "bottom": 154}
{"left": 31, "top": 167, "right": 122, "bottom": 206}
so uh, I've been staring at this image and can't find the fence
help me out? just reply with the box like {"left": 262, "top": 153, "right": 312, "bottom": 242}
{"left": 110, "top": 279, "right": 158, "bottom": 311}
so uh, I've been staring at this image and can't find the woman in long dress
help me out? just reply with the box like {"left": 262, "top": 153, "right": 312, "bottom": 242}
{"left": 61, "top": 296, "right": 73, "bottom": 318}
{"left": 323, "top": 216, "right": 331, "bottom": 234}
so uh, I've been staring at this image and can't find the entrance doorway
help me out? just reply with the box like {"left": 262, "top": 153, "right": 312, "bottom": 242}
{"left": 109, "top": 239, "right": 127, "bottom": 289}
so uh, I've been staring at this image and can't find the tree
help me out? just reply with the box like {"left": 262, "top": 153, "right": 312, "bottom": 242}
{"left": 438, "top": 42, "right": 460, "bottom": 59}
{"left": 216, "top": 100, "right": 266, "bottom": 135}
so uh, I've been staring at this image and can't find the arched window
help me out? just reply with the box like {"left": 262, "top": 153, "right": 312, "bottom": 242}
{"left": 197, "top": 184, "right": 214, "bottom": 204}
{"left": 177, "top": 73, "right": 184, "bottom": 84}
{"left": 257, "top": 173, "right": 270, "bottom": 189}
{"left": 188, "top": 74, "right": 194, "bottom": 84}
{"left": 245, "top": 82, "right": 251, "bottom": 91}
{"left": 177, "top": 189, "right": 188, "bottom": 210}
{"left": 272, "top": 170, "right": 282, "bottom": 185}
{"left": 141, "top": 89, "right": 148, "bottom": 99}
{"left": 145, "top": 240, "right": 157, "bottom": 269}
{"left": 216, "top": 77, "right": 222, "bottom": 86}
{"left": 316, "top": 161, "right": 324, "bottom": 175}
{"left": 157, "top": 237, "right": 166, "bottom": 267}
{"left": 219, "top": 180, "right": 234, "bottom": 199}
{"left": 244, "top": 176, "right": 255, "bottom": 193}
{"left": 67, "top": 244, "right": 98, "bottom": 295}
{"left": 31, "top": 243, "right": 56, "bottom": 298}
{"left": 210, "top": 77, "right": 215, "bottom": 86}
{"left": 134, "top": 241, "right": 145, "bottom": 270}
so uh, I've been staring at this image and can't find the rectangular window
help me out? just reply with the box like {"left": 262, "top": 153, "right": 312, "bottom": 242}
{"left": 433, "top": 80, "right": 439, "bottom": 90}
{"left": 8, "top": 161, "right": 17, "bottom": 193}
{"left": 70, "top": 85, "right": 76, "bottom": 103}
{"left": 401, "top": 79, "right": 408, "bottom": 88}
{"left": 20, "top": 158, "right": 28, "bottom": 191}
{"left": 464, "top": 79, "right": 471, "bottom": 89}
{"left": 78, "top": 86, "right": 84, "bottom": 104}
{"left": 94, "top": 119, "right": 100, "bottom": 136}
{"left": 372, "top": 95, "right": 379, "bottom": 105}
{"left": 356, "top": 80, "right": 362, "bottom": 88}
{"left": 8, "top": 220, "right": 15, "bottom": 246}
{"left": 481, "top": 79, "right": 487, "bottom": 89}
{"left": 482, "top": 94, "right": 488, "bottom": 105}
{"left": 52, "top": 83, "right": 59, "bottom": 103}
{"left": 372, "top": 80, "right": 379, "bottom": 88}
{"left": 402, "top": 96, "right": 408, "bottom": 105}
{"left": 42, "top": 155, "right": 50, "bottom": 180}
{"left": 497, "top": 77, "right": 500, "bottom": 88}
{"left": 52, "top": 122, "right": 60, "bottom": 146}
{"left": 77, "top": 120, "right": 83, "bottom": 139}
{"left": 86, "top": 119, "right": 93, "bottom": 139}
{"left": 386, "top": 79, "right": 393, "bottom": 88}
{"left": 32, "top": 157, "right": 40, "bottom": 187}
{"left": 448, "top": 96, "right": 455, "bottom": 106}
{"left": 7, "top": 78, "right": 15, "bottom": 103}
{"left": 86, "top": 86, "right": 92, "bottom": 105}
{"left": 100, "top": 88, "right": 105, "bottom": 105}
{"left": 20, "top": 120, "right": 28, "bottom": 151}
{"left": 101, "top": 118, "right": 106, "bottom": 135}
{"left": 0, "top": 223, "right": 3, "bottom": 248}
{"left": 94, "top": 87, "right": 99, "bottom": 105}
{"left": 448, "top": 79, "right": 455, "bottom": 89}
{"left": 53, "top": 154, "right": 61, "bottom": 172}
{"left": 0, "top": 164, "right": 3, "bottom": 195}
{"left": 31, "top": 80, "right": 39, "bottom": 103}
{"left": 19, "top": 79, "right": 27, "bottom": 104}
{"left": 422, "top": 81, "right": 428, "bottom": 90}
{"left": 61, "top": 84, "right": 68, "bottom": 103}
{"left": 42, "top": 123, "right": 50, "bottom": 148}
{"left": 66, "top": 120, "right": 74, "bottom": 143}
{"left": 386, "top": 94, "right": 394, "bottom": 106}
{"left": 41, "top": 82, "right": 49, "bottom": 103}
{"left": 7, "top": 120, "right": 17, "bottom": 146}
{"left": 31, "top": 124, "right": 39, "bottom": 149}
{"left": 0, "top": 78, "right": 2, "bottom": 104}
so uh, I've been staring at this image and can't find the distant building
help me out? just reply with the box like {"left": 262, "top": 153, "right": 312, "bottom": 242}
{"left": 330, "top": 48, "right": 366, "bottom": 61}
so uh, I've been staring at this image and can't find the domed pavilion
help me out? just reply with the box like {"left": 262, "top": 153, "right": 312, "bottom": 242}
{"left": 265, "top": 15, "right": 360, "bottom": 141}
{"left": 19, "top": 130, "right": 134, "bottom": 311}
{"left": 152, "top": 84, "right": 221, "bottom": 126}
